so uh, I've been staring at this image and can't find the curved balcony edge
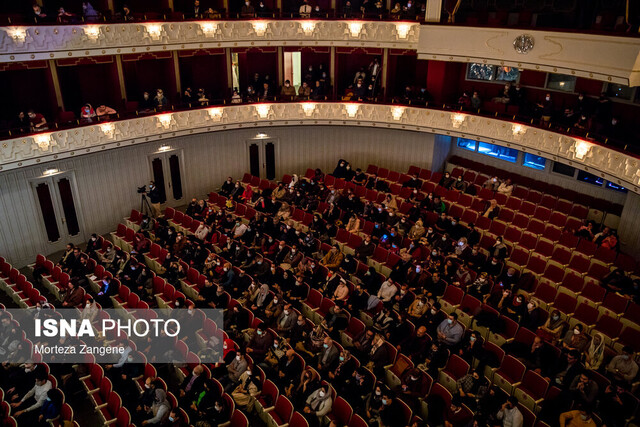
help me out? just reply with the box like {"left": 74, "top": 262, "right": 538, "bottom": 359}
{"left": 3, "top": 102, "right": 639, "bottom": 194}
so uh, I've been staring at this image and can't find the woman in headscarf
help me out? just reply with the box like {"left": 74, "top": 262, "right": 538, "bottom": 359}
{"left": 345, "top": 214, "right": 360, "bottom": 233}
{"left": 82, "top": 2, "right": 99, "bottom": 21}
{"left": 276, "top": 202, "right": 291, "bottom": 221}
{"left": 289, "top": 174, "right": 299, "bottom": 189}
{"left": 303, "top": 384, "right": 333, "bottom": 427}
{"left": 539, "top": 309, "right": 565, "bottom": 343}
{"left": 584, "top": 332, "right": 605, "bottom": 370}
{"left": 231, "top": 368, "right": 261, "bottom": 411}
{"left": 80, "top": 103, "right": 97, "bottom": 123}
{"left": 230, "top": 181, "right": 243, "bottom": 201}
{"left": 144, "top": 388, "right": 171, "bottom": 424}
{"left": 332, "top": 159, "right": 348, "bottom": 178}
{"left": 408, "top": 218, "right": 426, "bottom": 241}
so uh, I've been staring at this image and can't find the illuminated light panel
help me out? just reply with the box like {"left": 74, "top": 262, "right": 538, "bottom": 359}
{"left": 7, "top": 27, "right": 27, "bottom": 42}
{"left": 208, "top": 107, "right": 223, "bottom": 120}
{"left": 252, "top": 21, "right": 268, "bottom": 36}
{"left": 301, "top": 103, "right": 316, "bottom": 116}
{"left": 85, "top": 26, "right": 101, "bottom": 40}
{"left": 344, "top": 103, "right": 359, "bottom": 117}
{"left": 43, "top": 168, "right": 59, "bottom": 176}
{"left": 34, "top": 133, "right": 52, "bottom": 151}
{"left": 348, "top": 22, "right": 363, "bottom": 37}
{"left": 200, "top": 22, "right": 217, "bottom": 35}
{"left": 157, "top": 113, "right": 173, "bottom": 128}
{"left": 255, "top": 104, "right": 270, "bottom": 118}
{"left": 391, "top": 106, "right": 405, "bottom": 121}
{"left": 396, "top": 23, "right": 410, "bottom": 39}
{"left": 512, "top": 124, "right": 526, "bottom": 137}
{"left": 301, "top": 21, "right": 316, "bottom": 35}
{"left": 99, "top": 122, "right": 115, "bottom": 136}
{"left": 158, "top": 144, "right": 171, "bottom": 152}
{"left": 145, "top": 24, "right": 162, "bottom": 39}
{"left": 574, "top": 139, "right": 592, "bottom": 159}
{"left": 451, "top": 113, "right": 466, "bottom": 128}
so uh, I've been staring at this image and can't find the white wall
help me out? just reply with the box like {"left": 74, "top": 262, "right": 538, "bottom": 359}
{"left": 0, "top": 126, "right": 437, "bottom": 267}
{"left": 449, "top": 144, "right": 628, "bottom": 205}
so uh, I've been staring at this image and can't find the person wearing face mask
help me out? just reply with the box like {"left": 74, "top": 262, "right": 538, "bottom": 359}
{"left": 498, "top": 290, "right": 527, "bottom": 321}
{"left": 314, "top": 337, "right": 339, "bottom": 374}
{"left": 327, "top": 350, "right": 357, "bottom": 390}
{"left": 539, "top": 309, "right": 565, "bottom": 343}
{"left": 365, "top": 385, "right": 385, "bottom": 423}
{"left": 606, "top": 346, "right": 639, "bottom": 384}
{"left": 436, "top": 313, "right": 464, "bottom": 347}
{"left": 247, "top": 326, "right": 273, "bottom": 361}
{"left": 240, "top": 0, "right": 255, "bottom": 17}
{"left": 220, "top": 351, "right": 248, "bottom": 393}
{"left": 561, "top": 323, "right": 589, "bottom": 354}
{"left": 537, "top": 93, "right": 554, "bottom": 126}
{"left": 398, "top": 368, "right": 426, "bottom": 407}
{"left": 303, "top": 385, "right": 333, "bottom": 427}
{"left": 439, "top": 172, "right": 455, "bottom": 190}
{"left": 496, "top": 396, "right": 523, "bottom": 427}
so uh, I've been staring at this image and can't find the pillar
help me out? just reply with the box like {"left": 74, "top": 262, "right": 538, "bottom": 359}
{"left": 115, "top": 55, "right": 127, "bottom": 103}
{"left": 330, "top": 46, "right": 336, "bottom": 99}
{"left": 277, "top": 47, "right": 284, "bottom": 92}
{"left": 425, "top": 0, "right": 443, "bottom": 22}
{"left": 381, "top": 48, "right": 389, "bottom": 101}
{"left": 47, "top": 60, "right": 65, "bottom": 111}
{"left": 226, "top": 48, "right": 234, "bottom": 93}
{"left": 172, "top": 51, "right": 182, "bottom": 96}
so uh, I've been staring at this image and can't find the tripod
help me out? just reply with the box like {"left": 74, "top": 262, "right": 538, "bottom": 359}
{"left": 140, "top": 193, "right": 152, "bottom": 217}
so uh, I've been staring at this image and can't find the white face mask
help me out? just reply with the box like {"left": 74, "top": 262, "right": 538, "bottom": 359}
{"left": 318, "top": 391, "right": 325, "bottom": 397}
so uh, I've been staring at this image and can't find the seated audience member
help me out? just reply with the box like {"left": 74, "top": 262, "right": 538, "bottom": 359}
{"left": 497, "top": 178, "right": 513, "bottom": 196}
{"left": 482, "top": 199, "right": 500, "bottom": 219}
{"left": 96, "top": 104, "right": 117, "bottom": 119}
{"left": 436, "top": 313, "right": 464, "bottom": 347}
{"left": 559, "top": 407, "right": 597, "bottom": 427}
{"left": 28, "top": 110, "right": 48, "bottom": 132}
{"left": 154, "top": 89, "right": 169, "bottom": 110}
{"left": 606, "top": 346, "right": 638, "bottom": 385}
{"left": 9, "top": 370, "right": 52, "bottom": 421}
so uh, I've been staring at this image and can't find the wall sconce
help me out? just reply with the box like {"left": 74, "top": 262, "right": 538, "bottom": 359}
{"left": 301, "top": 21, "right": 316, "bottom": 35}
{"left": 255, "top": 104, "right": 270, "bottom": 118}
{"left": 451, "top": 113, "right": 466, "bottom": 129}
{"left": 391, "top": 106, "right": 405, "bottom": 121}
{"left": 145, "top": 24, "right": 162, "bottom": 39}
{"left": 85, "top": 26, "right": 101, "bottom": 40}
{"left": 6, "top": 27, "right": 27, "bottom": 42}
{"left": 200, "top": 22, "right": 217, "bottom": 36}
{"left": 574, "top": 139, "right": 592, "bottom": 160}
{"left": 255, "top": 132, "right": 269, "bottom": 139}
{"left": 43, "top": 168, "right": 59, "bottom": 176}
{"left": 252, "top": 22, "right": 268, "bottom": 36}
{"left": 348, "top": 22, "right": 363, "bottom": 37}
{"left": 157, "top": 113, "right": 173, "bottom": 128}
{"left": 158, "top": 144, "right": 171, "bottom": 152}
{"left": 301, "top": 103, "right": 316, "bottom": 116}
{"left": 512, "top": 124, "right": 526, "bottom": 138}
{"left": 208, "top": 107, "right": 223, "bottom": 121}
{"left": 34, "top": 133, "right": 52, "bottom": 151}
{"left": 344, "top": 103, "right": 359, "bottom": 118}
{"left": 99, "top": 122, "right": 115, "bottom": 137}
{"left": 396, "top": 23, "right": 410, "bottom": 39}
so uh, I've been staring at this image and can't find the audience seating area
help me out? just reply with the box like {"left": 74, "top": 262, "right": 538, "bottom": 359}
{"left": 0, "top": 156, "right": 639, "bottom": 427}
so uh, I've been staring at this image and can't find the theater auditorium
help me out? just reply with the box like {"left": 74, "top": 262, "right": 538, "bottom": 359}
{"left": 0, "top": 1, "right": 639, "bottom": 426}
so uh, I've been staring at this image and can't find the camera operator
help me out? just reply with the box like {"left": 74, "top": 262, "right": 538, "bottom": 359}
{"left": 143, "top": 181, "right": 162, "bottom": 218}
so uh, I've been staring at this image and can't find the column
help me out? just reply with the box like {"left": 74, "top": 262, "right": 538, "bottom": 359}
{"left": 47, "top": 60, "right": 65, "bottom": 111}
{"left": 106, "top": 0, "right": 115, "bottom": 16}
{"left": 617, "top": 191, "right": 640, "bottom": 255}
{"left": 380, "top": 48, "right": 389, "bottom": 101}
{"left": 226, "top": 48, "right": 234, "bottom": 94}
{"left": 115, "top": 55, "right": 127, "bottom": 103}
{"left": 166, "top": 0, "right": 174, "bottom": 11}
{"left": 425, "top": 0, "right": 442, "bottom": 22}
{"left": 172, "top": 51, "right": 182, "bottom": 96}
{"left": 277, "top": 47, "right": 284, "bottom": 92}
{"left": 330, "top": 46, "right": 336, "bottom": 99}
